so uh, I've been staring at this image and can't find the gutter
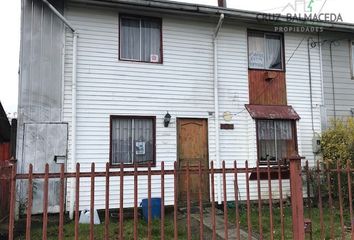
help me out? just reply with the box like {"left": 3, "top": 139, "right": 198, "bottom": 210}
{"left": 329, "top": 41, "right": 337, "bottom": 120}
{"left": 41, "top": 0, "right": 78, "bottom": 220}
{"left": 213, "top": 13, "right": 224, "bottom": 204}
{"left": 71, "top": 0, "right": 354, "bottom": 33}
{"left": 307, "top": 38, "right": 315, "bottom": 134}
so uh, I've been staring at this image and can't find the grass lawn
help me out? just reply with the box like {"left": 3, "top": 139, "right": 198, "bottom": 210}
{"left": 15, "top": 214, "right": 198, "bottom": 240}
{"left": 14, "top": 205, "right": 353, "bottom": 239}
{"left": 228, "top": 204, "right": 352, "bottom": 239}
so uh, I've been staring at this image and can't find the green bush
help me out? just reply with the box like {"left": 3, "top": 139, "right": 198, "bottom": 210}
{"left": 312, "top": 118, "right": 354, "bottom": 207}
{"left": 321, "top": 118, "right": 354, "bottom": 165}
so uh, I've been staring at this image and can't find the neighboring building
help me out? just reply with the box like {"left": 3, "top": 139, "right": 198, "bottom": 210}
{"left": 16, "top": 0, "right": 354, "bottom": 215}
{"left": 0, "top": 101, "right": 16, "bottom": 163}
{"left": 320, "top": 32, "right": 354, "bottom": 127}
{"left": 0, "top": 102, "right": 11, "bottom": 161}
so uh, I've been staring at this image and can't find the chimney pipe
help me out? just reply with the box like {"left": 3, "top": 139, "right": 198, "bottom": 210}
{"left": 218, "top": 0, "right": 226, "bottom": 7}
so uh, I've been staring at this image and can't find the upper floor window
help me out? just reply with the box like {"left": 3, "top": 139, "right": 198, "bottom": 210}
{"left": 110, "top": 116, "right": 156, "bottom": 166}
{"left": 119, "top": 15, "right": 162, "bottom": 63}
{"left": 248, "top": 31, "right": 284, "bottom": 71}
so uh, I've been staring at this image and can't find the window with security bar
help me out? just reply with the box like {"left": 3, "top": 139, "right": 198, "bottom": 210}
{"left": 110, "top": 116, "right": 155, "bottom": 166}
{"left": 257, "top": 120, "right": 297, "bottom": 164}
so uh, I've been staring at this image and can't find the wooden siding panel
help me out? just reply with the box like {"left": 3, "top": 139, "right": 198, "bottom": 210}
{"left": 248, "top": 70, "right": 287, "bottom": 105}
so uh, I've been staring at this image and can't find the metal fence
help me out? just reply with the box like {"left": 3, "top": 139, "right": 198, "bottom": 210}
{"left": 1, "top": 157, "right": 354, "bottom": 240}
{"left": 0, "top": 160, "right": 12, "bottom": 225}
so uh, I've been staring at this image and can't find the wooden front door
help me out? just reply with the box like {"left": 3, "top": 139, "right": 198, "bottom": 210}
{"left": 177, "top": 118, "right": 209, "bottom": 204}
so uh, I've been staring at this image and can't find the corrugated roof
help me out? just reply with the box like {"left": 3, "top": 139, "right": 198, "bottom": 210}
{"left": 245, "top": 104, "right": 300, "bottom": 120}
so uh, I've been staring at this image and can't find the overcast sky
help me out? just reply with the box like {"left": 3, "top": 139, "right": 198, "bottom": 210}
{"left": 0, "top": 0, "right": 353, "bottom": 115}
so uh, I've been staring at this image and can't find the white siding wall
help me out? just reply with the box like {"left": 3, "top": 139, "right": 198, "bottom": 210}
{"left": 321, "top": 32, "right": 354, "bottom": 123}
{"left": 285, "top": 33, "right": 322, "bottom": 164}
{"left": 63, "top": 5, "right": 323, "bottom": 209}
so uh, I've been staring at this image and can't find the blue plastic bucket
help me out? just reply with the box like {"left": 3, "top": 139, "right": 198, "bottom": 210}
{"left": 141, "top": 198, "right": 161, "bottom": 222}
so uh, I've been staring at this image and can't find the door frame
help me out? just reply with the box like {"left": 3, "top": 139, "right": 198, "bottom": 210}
{"left": 176, "top": 117, "right": 210, "bottom": 203}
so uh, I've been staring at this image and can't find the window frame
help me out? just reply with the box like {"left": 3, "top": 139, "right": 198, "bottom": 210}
{"left": 256, "top": 119, "right": 298, "bottom": 165}
{"left": 109, "top": 115, "right": 156, "bottom": 168}
{"left": 350, "top": 40, "right": 354, "bottom": 79}
{"left": 119, "top": 14, "right": 163, "bottom": 64}
{"left": 247, "top": 30, "right": 285, "bottom": 72}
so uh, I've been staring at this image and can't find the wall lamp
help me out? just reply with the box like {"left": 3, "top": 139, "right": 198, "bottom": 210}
{"left": 164, "top": 112, "right": 171, "bottom": 127}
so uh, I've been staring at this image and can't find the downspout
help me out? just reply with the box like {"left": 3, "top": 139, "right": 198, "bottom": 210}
{"left": 329, "top": 41, "right": 337, "bottom": 121}
{"left": 307, "top": 37, "right": 317, "bottom": 163}
{"left": 307, "top": 37, "right": 315, "bottom": 134}
{"left": 213, "top": 13, "right": 224, "bottom": 204}
{"left": 318, "top": 33, "right": 327, "bottom": 129}
{"left": 70, "top": 33, "right": 78, "bottom": 220}
{"left": 41, "top": 0, "right": 78, "bottom": 220}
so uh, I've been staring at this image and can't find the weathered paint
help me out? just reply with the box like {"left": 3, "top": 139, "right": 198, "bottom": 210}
{"left": 17, "top": 0, "right": 67, "bottom": 213}
{"left": 248, "top": 70, "right": 287, "bottom": 105}
{"left": 22, "top": 123, "right": 68, "bottom": 214}
{"left": 245, "top": 104, "right": 300, "bottom": 120}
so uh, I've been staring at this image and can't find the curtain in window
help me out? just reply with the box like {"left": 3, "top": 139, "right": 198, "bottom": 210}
{"left": 121, "top": 17, "right": 161, "bottom": 62}
{"left": 112, "top": 119, "right": 132, "bottom": 164}
{"left": 275, "top": 121, "right": 292, "bottom": 161}
{"left": 258, "top": 120, "right": 276, "bottom": 161}
{"left": 121, "top": 18, "right": 140, "bottom": 60}
{"left": 248, "top": 32, "right": 265, "bottom": 69}
{"left": 257, "top": 120, "right": 293, "bottom": 162}
{"left": 265, "top": 35, "right": 282, "bottom": 69}
{"left": 141, "top": 19, "right": 161, "bottom": 62}
{"left": 112, "top": 118, "right": 153, "bottom": 165}
{"left": 133, "top": 119, "right": 153, "bottom": 163}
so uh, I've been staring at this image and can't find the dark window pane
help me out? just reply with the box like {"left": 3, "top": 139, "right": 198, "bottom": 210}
{"left": 112, "top": 118, "right": 132, "bottom": 164}
{"left": 258, "top": 120, "right": 276, "bottom": 161}
{"left": 133, "top": 118, "right": 154, "bottom": 163}
{"left": 120, "top": 16, "right": 161, "bottom": 63}
{"left": 141, "top": 19, "right": 161, "bottom": 62}
{"left": 111, "top": 117, "right": 154, "bottom": 165}
{"left": 121, "top": 18, "right": 140, "bottom": 60}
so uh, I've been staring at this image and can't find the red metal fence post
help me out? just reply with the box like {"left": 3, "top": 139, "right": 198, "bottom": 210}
{"left": 289, "top": 155, "right": 305, "bottom": 240}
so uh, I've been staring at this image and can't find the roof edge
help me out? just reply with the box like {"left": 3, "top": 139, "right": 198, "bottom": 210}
{"left": 70, "top": 0, "right": 354, "bottom": 32}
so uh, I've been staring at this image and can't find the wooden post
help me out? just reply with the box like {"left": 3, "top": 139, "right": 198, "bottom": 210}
{"left": 289, "top": 155, "right": 305, "bottom": 240}
{"left": 8, "top": 161, "right": 17, "bottom": 240}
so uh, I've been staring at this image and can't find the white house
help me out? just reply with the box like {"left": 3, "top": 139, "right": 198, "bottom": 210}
{"left": 16, "top": 0, "right": 354, "bottom": 216}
